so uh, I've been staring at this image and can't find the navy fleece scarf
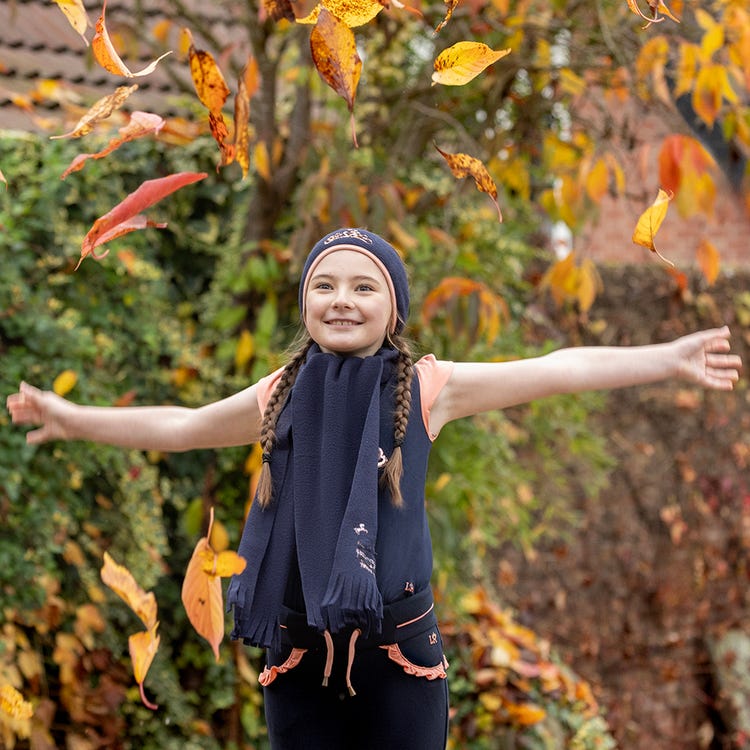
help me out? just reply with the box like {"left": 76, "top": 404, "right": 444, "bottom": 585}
{"left": 228, "top": 345, "right": 398, "bottom": 647}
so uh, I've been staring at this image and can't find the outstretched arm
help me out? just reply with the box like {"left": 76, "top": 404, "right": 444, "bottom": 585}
{"left": 430, "top": 326, "right": 742, "bottom": 433}
{"left": 6, "top": 381, "right": 263, "bottom": 451}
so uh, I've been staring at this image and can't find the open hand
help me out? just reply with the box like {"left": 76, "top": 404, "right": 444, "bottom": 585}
{"left": 674, "top": 326, "right": 742, "bottom": 390}
{"left": 6, "top": 382, "right": 72, "bottom": 444}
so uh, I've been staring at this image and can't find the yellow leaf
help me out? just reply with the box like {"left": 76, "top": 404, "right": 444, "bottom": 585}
{"left": 235, "top": 330, "right": 255, "bottom": 368}
{"left": 52, "top": 0, "right": 91, "bottom": 45}
{"left": 213, "top": 550, "right": 247, "bottom": 577}
{"left": 296, "top": 0, "right": 384, "bottom": 27}
{"left": 92, "top": 1, "right": 172, "bottom": 77}
{"left": 209, "top": 519, "right": 230, "bottom": 554}
{"left": 696, "top": 238, "right": 720, "bottom": 285}
{"left": 100, "top": 552, "right": 158, "bottom": 630}
{"left": 432, "top": 42, "right": 511, "bottom": 87}
{"left": 53, "top": 370, "right": 77, "bottom": 396}
{"left": 244, "top": 443, "right": 264, "bottom": 475}
{"left": 558, "top": 67, "right": 586, "bottom": 97}
{"left": 254, "top": 142, "right": 271, "bottom": 182}
{"left": 692, "top": 64, "right": 736, "bottom": 128}
{"left": 631, "top": 189, "right": 674, "bottom": 266}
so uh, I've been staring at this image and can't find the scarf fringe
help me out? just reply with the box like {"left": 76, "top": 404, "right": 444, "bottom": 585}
{"left": 320, "top": 572, "right": 384, "bottom": 637}
{"left": 229, "top": 604, "right": 281, "bottom": 649}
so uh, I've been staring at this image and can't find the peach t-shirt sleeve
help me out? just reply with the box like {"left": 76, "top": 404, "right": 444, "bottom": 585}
{"left": 414, "top": 354, "right": 454, "bottom": 441}
{"left": 256, "top": 366, "right": 286, "bottom": 414}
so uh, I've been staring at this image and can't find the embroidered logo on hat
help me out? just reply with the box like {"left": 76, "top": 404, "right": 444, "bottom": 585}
{"left": 323, "top": 229, "right": 374, "bottom": 246}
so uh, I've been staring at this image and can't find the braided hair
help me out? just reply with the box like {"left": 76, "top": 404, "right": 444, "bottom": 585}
{"left": 255, "top": 334, "right": 414, "bottom": 509}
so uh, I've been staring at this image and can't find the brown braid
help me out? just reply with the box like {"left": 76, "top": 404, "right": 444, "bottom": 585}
{"left": 380, "top": 335, "right": 414, "bottom": 508}
{"left": 256, "top": 337, "right": 313, "bottom": 508}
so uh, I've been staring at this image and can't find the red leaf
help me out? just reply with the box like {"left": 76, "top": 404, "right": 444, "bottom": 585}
{"left": 78, "top": 172, "right": 207, "bottom": 268}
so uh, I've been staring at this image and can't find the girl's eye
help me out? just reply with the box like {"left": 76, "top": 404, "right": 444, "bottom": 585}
{"left": 356, "top": 284, "right": 374, "bottom": 292}
{"left": 315, "top": 282, "right": 333, "bottom": 290}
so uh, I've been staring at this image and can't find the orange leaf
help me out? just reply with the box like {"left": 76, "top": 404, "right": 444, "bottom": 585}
{"left": 696, "top": 238, "right": 720, "bottom": 285}
{"left": 431, "top": 42, "right": 511, "bottom": 86}
{"left": 186, "top": 32, "right": 231, "bottom": 116}
{"left": 100, "top": 552, "right": 158, "bottom": 629}
{"left": 181, "top": 508, "right": 245, "bottom": 661}
{"left": 264, "top": 0, "right": 296, "bottom": 21}
{"left": 631, "top": 188, "right": 674, "bottom": 266}
{"left": 78, "top": 172, "right": 207, "bottom": 267}
{"left": 129, "top": 626, "right": 160, "bottom": 710}
{"left": 434, "top": 144, "right": 502, "bottom": 221}
{"left": 233, "top": 62, "right": 253, "bottom": 179}
{"left": 61, "top": 111, "right": 165, "bottom": 178}
{"left": 584, "top": 157, "right": 608, "bottom": 203}
{"left": 50, "top": 85, "right": 138, "bottom": 140}
{"left": 52, "top": 0, "right": 91, "bottom": 45}
{"left": 92, "top": 0, "right": 172, "bottom": 77}
{"left": 310, "top": 8, "right": 362, "bottom": 147}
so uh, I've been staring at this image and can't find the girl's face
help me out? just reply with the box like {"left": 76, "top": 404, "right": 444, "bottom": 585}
{"left": 304, "top": 249, "right": 393, "bottom": 358}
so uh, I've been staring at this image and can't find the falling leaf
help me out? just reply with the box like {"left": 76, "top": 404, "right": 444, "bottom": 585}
{"left": 92, "top": 0, "right": 172, "bottom": 77}
{"left": 53, "top": 370, "right": 77, "bottom": 397}
{"left": 233, "top": 60, "right": 254, "bottom": 178}
{"left": 264, "top": 0, "right": 296, "bottom": 21}
{"left": 185, "top": 30, "right": 234, "bottom": 164}
{"left": 182, "top": 508, "right": 246, "bottom": 661}
{"left": 631, "top": 188, "right": 674, "bottom": 266}
{"left": 235, "top": 330, "right": 255, "bottom": 368}
{"left": 692, "top": 64, "right": 738, "bottom": 129}
{"left": 100, "top": 552, "right": 158, "bottom": 630}
{"left": 297, "top": 0, "right": 385, "bottom": 27}
{"left": 78, "top": 172, "right": 207, "bottom": 267}
{"left": 61, "top": 111, "right": 165, "bottom": 178}
{"left": 431, "top": 42, "right": 511, "bottom": 86}
{"left": 52, "top": 0, "right": 91, "bottom": 45}
{"left": 50, "top": 85, "right": 138, "bottom": 140}
{"left": 626, "top": 0, "right": 679, "bottom": 28}
{"left": 129, "top": 627, "right": 160, "bottom": 710}
{"left": 310, "top": 8, "right": 362, "bottom": 147}
{"left": 186, "top": 32, "right": 231, "bottom": 114}
{"left": 434, "top": 0, "right": 459, "bottom": 33}
{"left": 434, "top": 144, "right": 502, "bottom": 221}
{"left": 696, "top": 238, "right": 720, "bottom": 285}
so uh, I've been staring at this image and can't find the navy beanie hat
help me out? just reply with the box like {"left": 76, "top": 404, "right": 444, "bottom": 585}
{"left": 299, "top": 228, "right": 410, "bottom": 335}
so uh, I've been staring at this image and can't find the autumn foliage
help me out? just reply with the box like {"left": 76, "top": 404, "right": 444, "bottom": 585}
{"left": 0, "top": 0, "right": 748, "bottom": 746}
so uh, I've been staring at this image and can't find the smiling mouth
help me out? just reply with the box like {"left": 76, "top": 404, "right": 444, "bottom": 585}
{"left": 326, "top": 320, "right": 361, "bottom": 326}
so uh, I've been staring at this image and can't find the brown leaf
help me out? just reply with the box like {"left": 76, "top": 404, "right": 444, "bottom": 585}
{"left": 310, "top": 8, "right": 362, "bottom": 147}
{"left": 434, "top": 0, "right": 460, "bottom": 33}
{"left": 78, "top": 172, "right": 207, "bottom": 267}
{"left": 61, "top": 111, "right": 165, "bottom": 178}
{"left": 434, "top": 144, "right": 502, "bottom": 221}
{"left": 264, "top": 0, "right": 296, "bottom": 21}
{"left": 50, "top": 85, "right": 138, "bottom": 140}
{"left": 93, "top": 0, "right": 171, "bottom": 77}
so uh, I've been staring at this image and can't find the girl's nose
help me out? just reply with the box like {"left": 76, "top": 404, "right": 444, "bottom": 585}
{"left": 332, "top": 289, "right": 354, "bottom": 307}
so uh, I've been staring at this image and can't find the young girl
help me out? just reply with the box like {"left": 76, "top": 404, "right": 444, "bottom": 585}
{"left": 6, "top": 228, "right": 742, "bottom": 750}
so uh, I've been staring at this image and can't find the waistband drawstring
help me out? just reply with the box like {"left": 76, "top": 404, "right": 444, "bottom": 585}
{"left": 320, "top": 628, "right": 362, "bottom": 696}
{"left": 321, "top": 630, "right": 334, "bottom": 687}
{"left": 345, "top": 629, "right": 361, "bottom": 697}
